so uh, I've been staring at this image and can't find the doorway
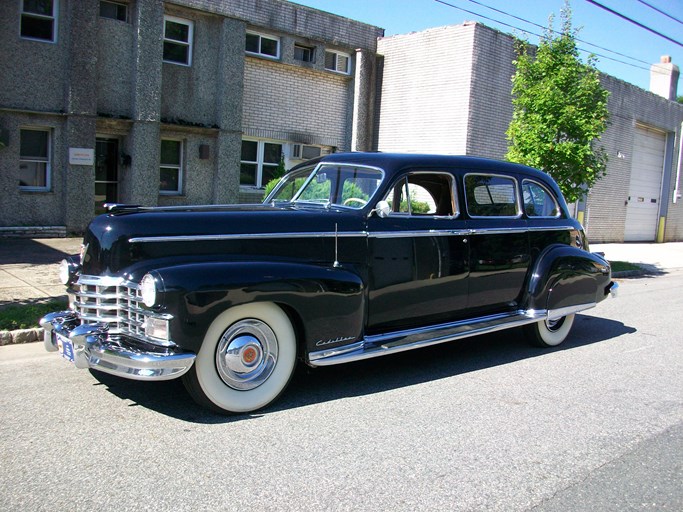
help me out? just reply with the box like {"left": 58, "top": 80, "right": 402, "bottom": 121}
{"left": 95, "top": 138, "right": 119, "bottom": 215}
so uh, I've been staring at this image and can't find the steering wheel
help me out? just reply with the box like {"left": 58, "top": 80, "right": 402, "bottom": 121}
{"left": 343, "top": 197, "right": 368, "bottom": 207}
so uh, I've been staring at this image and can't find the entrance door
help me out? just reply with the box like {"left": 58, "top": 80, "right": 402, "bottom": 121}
{"left": 95, "top": 138, "right": 119, "bottom": 215}
{"left": 624, "top": 125, "right": 666, "bottom": 241}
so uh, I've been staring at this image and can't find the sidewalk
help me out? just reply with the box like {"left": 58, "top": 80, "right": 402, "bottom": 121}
{"left": 0, "top": 238, "right": 83, "bottom": 307}
{"left": 591, "top": 242, "right": 683, "bottom": 274}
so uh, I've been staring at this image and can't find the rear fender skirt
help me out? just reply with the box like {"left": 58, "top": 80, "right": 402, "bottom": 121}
{"left": 151, "top": 261, "right": 365, "bottom": 354}
{"left": 524, "top": 244, "right": 612, "bottom": 313}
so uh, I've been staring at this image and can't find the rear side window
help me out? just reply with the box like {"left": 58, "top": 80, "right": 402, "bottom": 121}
{"left": 522, "top": 180, "right": 560, "bottom": 217}
{"left": 465, "top": 174, "right": 519, "bottom": 217}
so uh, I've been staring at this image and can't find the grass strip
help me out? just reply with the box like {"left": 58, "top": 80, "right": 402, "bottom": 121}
{"left": 0, "top": 300, "right": 68, "bottom": 331}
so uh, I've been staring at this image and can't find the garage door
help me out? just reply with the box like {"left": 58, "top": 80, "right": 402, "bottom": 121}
{"left": 624, "top": 125, "right": 666, "bottom": 242}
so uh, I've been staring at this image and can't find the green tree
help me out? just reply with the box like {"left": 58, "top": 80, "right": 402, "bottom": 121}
{"left": 506, "top": 2, "right": 609, "bottom": 203}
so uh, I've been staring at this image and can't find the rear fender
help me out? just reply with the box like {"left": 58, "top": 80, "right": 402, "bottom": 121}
{"left": 151, "top": 261, "right": 365, "bottom": 354}
{"left": 524, "top": 244, "right": 612, "bottom": 315}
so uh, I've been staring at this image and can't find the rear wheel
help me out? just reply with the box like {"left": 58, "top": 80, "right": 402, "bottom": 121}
{"left": 524, "top": 314, "right": 575, "bottom": 347}
{"left": 183, "top": 302, "right": 297, "bottom": 414}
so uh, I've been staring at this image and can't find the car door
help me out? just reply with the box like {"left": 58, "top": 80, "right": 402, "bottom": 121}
{"left": 366, "top": 171, "right": 469, "bottom": 333}
{"left": 463, "top": 173, "right": 531, "bottom": 315}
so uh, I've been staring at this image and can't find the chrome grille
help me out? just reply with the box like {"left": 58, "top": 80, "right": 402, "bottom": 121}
{"left": 74, "top": 276, "right": 145, "bottom": 337}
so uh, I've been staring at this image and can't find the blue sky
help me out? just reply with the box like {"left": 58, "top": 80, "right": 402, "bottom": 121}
{"left": 292, "top": 0, "right": 683, "bottom": 94}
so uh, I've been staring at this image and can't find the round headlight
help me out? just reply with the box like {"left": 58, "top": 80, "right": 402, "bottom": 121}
{"left": 140, "top": 274, "right": 157, "bottom": 307}
{"left": 58, "top": 259, "right": 71, "bottom": 285}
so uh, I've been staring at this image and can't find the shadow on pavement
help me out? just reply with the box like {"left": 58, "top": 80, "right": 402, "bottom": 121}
{"left": 89, "top": 313, "right": 636, "bottom": 423}
{"left": 0, "top": 239, "right": 80, "bottom": 265}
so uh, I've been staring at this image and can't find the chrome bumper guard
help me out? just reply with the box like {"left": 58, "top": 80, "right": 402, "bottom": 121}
{"left": 40, "top": 312, "right": 196, "bottom": 381}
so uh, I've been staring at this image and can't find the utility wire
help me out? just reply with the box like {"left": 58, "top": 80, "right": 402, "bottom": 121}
{"left": 636, "top": 0, "right": 683, "bottom": 26}
{"left": 460, "top": 0, "right": 651, "bottom": 65}
{"left": 434, "top": 0, "right": 650, "bottom": 71}
{"left": 585, "top": 0, "right": 683, "bottom": 48}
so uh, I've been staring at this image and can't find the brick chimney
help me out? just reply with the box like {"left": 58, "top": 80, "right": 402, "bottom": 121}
{"left": 649, "top": 55, "right": 679, "bottom": 100}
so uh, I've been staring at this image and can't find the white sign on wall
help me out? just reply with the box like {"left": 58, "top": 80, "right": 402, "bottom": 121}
{"left": 69, "top": 148, "right": 95, "bottom": 166}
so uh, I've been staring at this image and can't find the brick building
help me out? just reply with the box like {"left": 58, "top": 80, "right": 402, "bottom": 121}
{"left": 0, "top": 0, "right": 383, "bottom": 233}
{"left": 375, "top": 23, "right": 683, "bottom": 242}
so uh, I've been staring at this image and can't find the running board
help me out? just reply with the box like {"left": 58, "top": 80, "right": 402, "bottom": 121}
{"left": 307, "top": 303, "right": 595, "bottom": 367}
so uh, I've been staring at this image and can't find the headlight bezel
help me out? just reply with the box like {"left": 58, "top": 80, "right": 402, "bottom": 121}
{"left": 139, "top": 273, "right": 159, "bottom": 308}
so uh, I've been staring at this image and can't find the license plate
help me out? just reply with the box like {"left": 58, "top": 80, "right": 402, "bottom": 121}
{"left": 55, "top": 333, "right": 75, "bottom": 363}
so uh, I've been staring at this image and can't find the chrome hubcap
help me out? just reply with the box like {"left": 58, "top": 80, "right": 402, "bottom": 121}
{"left": 545, "top": 316, "right": 565, "bottom": 332}
{"left": 216, "top": 319, "right": 278, "bottom": 390}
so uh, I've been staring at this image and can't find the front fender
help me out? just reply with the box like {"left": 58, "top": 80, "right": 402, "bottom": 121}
{"left": 150, "top": 261, "right": 365, "bottom": 354}
{"left": 524, "top": 244, "right": 612, "bottom": 314}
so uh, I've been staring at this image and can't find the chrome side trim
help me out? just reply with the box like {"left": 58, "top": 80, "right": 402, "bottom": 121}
{"left": 129, "top": 225, "right": 579, "bottom": 244}
{"left": 129, "top": 231, "right": 369, "bottom": 243}
{"left": 547, "top": 302, "right": 596, "bottom": 321}
{"left": 308, "top": 310, "right": 546, "bottom": 367}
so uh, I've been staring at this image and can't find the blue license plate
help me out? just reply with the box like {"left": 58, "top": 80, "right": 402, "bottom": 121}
{"left": 56, "top": 334, "right": 75, "bottom": 363}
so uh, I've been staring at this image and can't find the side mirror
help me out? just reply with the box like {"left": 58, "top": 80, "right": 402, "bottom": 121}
{"left": 372, "top": 200, "right": 391, "bottom": 218}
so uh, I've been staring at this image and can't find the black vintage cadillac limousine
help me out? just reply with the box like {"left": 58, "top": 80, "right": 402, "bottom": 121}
{"left": 42, "top": 153, "right": 618, "bottom": 414}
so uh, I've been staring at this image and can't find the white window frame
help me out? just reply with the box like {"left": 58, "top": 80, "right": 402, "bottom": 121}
{"left": 245, "top": 31, "right": 280, "bottom": 59}
{"left": 159, "top": 138, "right": 184, "bottom": 195}
{"left": 324, "top": 50, "right": 351, "bottom": 74}
{"left": 99, "top": 0, "right": 128, "bottom": 22}
{"left": 163, "top": 15, "right": 193, "bottom": 66}
{"left": 240, "top": 139, "right": 283, "bottom": 188}
{"left": 19, "top": 128, "right": 51, "bottom": 192}
{"left": 20, "top": 0, "right": 58, "bottom": 43}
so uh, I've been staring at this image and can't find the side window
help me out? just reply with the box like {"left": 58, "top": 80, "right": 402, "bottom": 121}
{"left": 163, "top": 15, "right": 193, "bottom": 66}
{"left": 465, "top": 174, "right": 519, "bottom": 217}
{"left": 19, "top": 128, "right": 51, "bottom": 191}
{"left": 324, "top": 50, "right": 350, "bottom": 74}
{"left": 21, "top": 0, "right": 57, "bottom": 42}
{"left": 384, "top": 173, "right": 456, "bottom": 217}
{"left": 523, "top": 180, "right": 560, "bottom": 217}
{"left": 160, "top": 139, "right": 183, "bottom": 195}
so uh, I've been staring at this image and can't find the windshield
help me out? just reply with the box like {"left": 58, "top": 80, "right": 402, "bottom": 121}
{"left": 265, "top": 163, "right": 384, "bottom": 209}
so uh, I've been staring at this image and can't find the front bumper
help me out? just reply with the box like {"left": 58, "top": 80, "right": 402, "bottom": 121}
{"left": 40, "top": 312, "right": 196, "bottom": 381}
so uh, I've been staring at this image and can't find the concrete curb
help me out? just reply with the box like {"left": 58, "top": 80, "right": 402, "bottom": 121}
{"left": 0, "top": 328, "right": 43, "bottom": 346}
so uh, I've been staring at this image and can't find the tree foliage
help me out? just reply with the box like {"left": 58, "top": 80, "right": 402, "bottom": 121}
{"left": 506, "top": 3, "right": 609, "bottom": 203}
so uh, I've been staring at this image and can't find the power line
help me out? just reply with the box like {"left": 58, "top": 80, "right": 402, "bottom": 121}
{"left": 433, "top": 0, "right": 650, "bottom": 71}
{"left": 460, "top": 0, "right": 651, "bottom": 66}
{"left": 585, "top": 0, "right": 683, "bottom": 48}
{"left": 636, "top": 0, "right": 683, "bottom": 26}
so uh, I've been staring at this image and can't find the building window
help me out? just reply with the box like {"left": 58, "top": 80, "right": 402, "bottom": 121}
{"left": 245, "top": 31, "right": 280, "bottom": 58}
{"left": 324, "top": 50, "right": 350, "bottom": 74}
{"left": 99, "top": 1, "right": 127, "bottom": 22}
{"left": 19, "top": 128, "right": 51, "bottom": 191}
{"left": 20, "top": 0, "right": 57, "bottom": 42}
{"left": 294, "top": 44, "right": 314, "bottom": 63}
{"left": 240, "top": 140, "right": 282, "bottom": 188}
{"left": 163, "top": 15, "right": 193, "bottom": 66}
{"left": 160, "top": 139, "right": 183, "bottom": 194}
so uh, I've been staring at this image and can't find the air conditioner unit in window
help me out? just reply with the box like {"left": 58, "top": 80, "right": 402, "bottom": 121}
{"left": 291, "top": 144, "right": 322, "bottom": 160}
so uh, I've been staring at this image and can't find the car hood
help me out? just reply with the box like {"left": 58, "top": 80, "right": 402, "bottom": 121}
{"left": 80, "top": 204, "right": 366, "bottom": 276}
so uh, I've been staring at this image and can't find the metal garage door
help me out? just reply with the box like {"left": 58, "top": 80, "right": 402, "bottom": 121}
{"left": 624, "top": 125, "right": 666, "bottom": 242}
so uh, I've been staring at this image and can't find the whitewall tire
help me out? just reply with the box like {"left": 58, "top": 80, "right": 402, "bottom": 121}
{"left": 524, "top": 314, "right": 575, "bottom": 348}
{"left": 183, "top": 302, "right": 297, "bottom": 414}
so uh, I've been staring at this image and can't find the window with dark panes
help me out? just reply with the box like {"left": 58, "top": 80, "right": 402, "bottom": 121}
{"left": 245, "top": 32, "right": 280, "bottom": 58}
{"left": 160, "top": 139, "right": 183, "bottom": 194}
{"left": 99, "top": 1, "right": 127, "bottom": 22}
{"left": 21, "top": 0, "right": 57, "bottom": 42}
{"left": 465, "top": 174, "right": 519, "bottom": 217}
{"left": 163, "top": 16, "right": 193, "bottom": 65}
{"left": 324, "top": 50, "right": 350, "bottom": 74}
{"left": 523, "top": 180, "right": 560, "bottom": 217}
{"left": 19, "top": 129, "right": 50, "bottom": 190}
{"left": 294, "top": 44, "right": 314, "bottom": 62}
{"left": 240, "top": 140, "right": 282, "bottom": 187}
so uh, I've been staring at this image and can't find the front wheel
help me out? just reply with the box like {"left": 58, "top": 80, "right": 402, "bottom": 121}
{"left": 182, "top": 302, "right": 297, "bottom": 414}
{"left": 523, "top": 314, "right": 575, "bottom": 347}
